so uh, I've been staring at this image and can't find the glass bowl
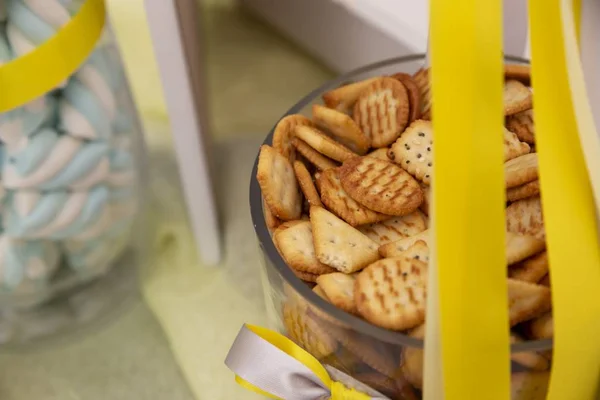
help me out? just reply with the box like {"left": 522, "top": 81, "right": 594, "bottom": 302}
{"left": 249, "top": 55, "right": 553, "bottom": 399}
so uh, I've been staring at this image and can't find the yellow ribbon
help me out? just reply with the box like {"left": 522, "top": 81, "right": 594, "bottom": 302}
{"left": 233, "top": 325, "right": 370, "bottom": 400}
{"left": 0, "top": 0, "right": 106, "bottom": 112}
{"left": 427, "top": 0, "right": 510, "bottom": 399}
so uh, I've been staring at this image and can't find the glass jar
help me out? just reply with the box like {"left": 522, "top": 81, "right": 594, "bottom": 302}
{"left": 250, "top": 55, "right": 553, "bottom": 399}
{"left": 0, "top": 0, "right": 144, "bottom": 346}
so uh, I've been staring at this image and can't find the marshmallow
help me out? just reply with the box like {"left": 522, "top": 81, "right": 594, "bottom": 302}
{"left": 107, "top": 148, "right": 136, "bottom": 187}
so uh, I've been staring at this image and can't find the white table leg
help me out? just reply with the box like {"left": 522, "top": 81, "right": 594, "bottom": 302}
{"left": 143, "top": 0, "right": 222, "bottom": 265}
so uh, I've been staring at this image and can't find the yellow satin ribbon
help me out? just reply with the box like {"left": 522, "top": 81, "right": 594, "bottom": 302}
{"left": 234, "top": 325, "right": 370, "bottom": 400}
{"left": 0, "top": 0, "right": 106, "bottom": 112}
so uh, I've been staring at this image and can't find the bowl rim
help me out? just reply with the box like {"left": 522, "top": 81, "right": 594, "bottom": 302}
{"left": 249, "top": 54, "right": 553, "bottom": 351}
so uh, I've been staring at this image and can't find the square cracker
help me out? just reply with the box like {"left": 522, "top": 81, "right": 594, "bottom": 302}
{"left": 310, "top": 206, "right": 380, "bottom": 273}
{"left": 358, "top": 211, "right": 427, "bottom": 245}
{"left": 294, "top": 125, "right": 357, "bottom": 163}
{"left": 257, "top": 145, "right": 302, "bottom": 220}
{"left": 274, "top": 221, "right": 335, "bottom": 275}
{"left": 505, "top": 231, "right": 546, "bottom": 265}
{"left": 507, "top": 278, "right": 552, "bottom": 326}
{"left": 506, "top": 196, "right": 545, "bottom": 240}
{"left": 388, "top": 119, "right": 434, "bottom": 184}
{"left": 317, "top": 168, "right": 389, "bottom": 226}
{"left": 378, "top": 229, "right": 430, "bottom": 258}
{"left": 292, "top": 138, "right": 338, "bottom": 171}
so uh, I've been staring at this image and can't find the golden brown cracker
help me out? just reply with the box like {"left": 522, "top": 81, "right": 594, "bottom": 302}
{"left": 504, "top": 64, "right": 531, "bottom": 86}
{"left": 399, "top": 240, "right": 430, "bottom": 263}
{"left": 283, "top": 303, "right": 337, "bottom": 359}
{"left": 507, "top": 278, "right": 552, "bottom": 326}
{"left": 274, "top": 221, "right": 335, "bottom": 275}
{"left": 291, "top": 268, "right": 319, "bottom": 283}
{"left": 273, "top": 114, "right": 314, "bottom": 162}
{"left": 294, "top": 125, "right": 358, "bottom": 162}
{"left": 257, "top": 145, "right": 302, "bottom": 220}
{"left": 538, "top": 274, "right": 550, "bottom": 287}
{"left": 505, "top": 153, "right": 538, "bottom": 188}
{"left": 378, "top": 230, "right": 430, "bottom": 258}
{"left": 339, "top": 156, "right": 423, "bottom": 216}
{"left": 292, "top": 137, "right": 339, "bottom": 171}
{"left": 317, "top": 168, "right": 389, "bottom": 226}
{"left": 511, "top": 372, "right": 550, "bottom": 400}
{"left": 420, "top": 183, "right": 431, "bottom": 216}
{"left": 507, "top": 109, "right": 535, "bottom": 144}
{"left": 400, "top": 324, "right": 425, "bottom": 390}
{"left": 322, "top": 77, "right": 380, "bottom": 114}
{"left": 358, "top": 211, "right": 427, "bottom": 246}
{"left": 310, "top": 206, "right": 380, "bottom": 273}
{"left": 503, "top": 127, "right": 531, "bottom": 161}
{"left": 412, "top": 68, "right": 431, "bottom": 119}
{"left": 312, "top": 104, "right": 370, "bottom": 154}
{"left": 390, "top": 72, "right": 422, "bottom": 122}
{"left": 293, "top": 161, "right": 322, "bottom": 207}
{"left": 355, "top": 257, "right": 427, "bottom": 330}
{"left": 504, "top": 79, "right": 533, "bottom": 116}
{"left": 505, "top": 232, "right": 546, "bottom": 265}
{"left": 366, "top": 147, "right": 391, "bottom": 161}
{"left": 509, "top": 252, "right": 549, "bottom": 283}
{"left": 527, "top": 311, "right": 553, "bottom": 340}
{"left": 353, "top": 77, "right": 410, "bottom": 147}
{"left": 506, "top": 197, "right": 545, "bottom": 240}
{"left": 388, "top": 120, "right": 434, "bottom": 184}
{"left": 507, "top": 180, "right": 541, "bottom": 202}
{"left": 316, "top": 272, "right": 358, "bottom": 314}
{"left": 263, "top": 198, "right": 281, "bottom": 233}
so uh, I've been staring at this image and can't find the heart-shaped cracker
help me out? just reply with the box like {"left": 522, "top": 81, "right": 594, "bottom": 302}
{"left": 504, "top": 64, "right": 531, "bottom": 86}
{"left": 378, "top": 229, "right": 430, "bottom": 258}
{"left": 507, "top": 109, "right": 535, "bottom": 144}
{"left": 511, "top": 372, "right": 550, "bottom": 400}
{"left": 412, "top": 68, "right": 431, "bottom": 119}
{"left": 310, "top": 206, "right": 380, "bottom": 273}
{"left": 505, "top": 232, "right": 546, "bottom": 265}
{"left": 509, "top": 252, "right": 549, "bottom": 283}
{"left": 322, "top": 77, "right": 380, "bottom": 114}
{"left": 504, "top": 79, "right": 533, "bottom": 116}
{"left": 293, "top": 161, "right": 322, "bottom": 207}
{"left": 510, "top": 334, "right": 550, "bottom": 371}
{"left": 339, "top": 157, "right": 423, "bottom": 216}
{"left": 506, "top": 196, "right": 545, "bottom": 240}
{"left": 274, "top": 221, "right": 335, "bottom": 275}
{"left": 257, "top": 145, "right": 302, "bottom": 220}
{"left": 505, "top": 153, "right": 538, "bottom": 188}
{"left": 312, "top": 104, "right": 370, "bottom": 154}
{"left": 503, "top": 127, "right": 531, "bottom": 161}
{"left": 388, "top": 120, "right": 434, "bottom": 184}
{"left": 359, "top": 212, "right": 427, "bottom": 246}
{"left": 273, "top": 114, "right": 314, "bottom": 162}
{"left": 317, "top": 168, "right": 389, "bottom": 226}
{"left": 292, "top": 137, "right": 338, "bottom": 171}
{"left": 400, "top": 325, "right": 425, "bottom": 390}
{"left": 391, "top": 72, "right": 422, "bottom": 123}
{"left": 283, "top": 303, "right": 337, "bottom": 359}
{"left": 353, "top": 77, "right": 410, "bottom": 148}
{"left": 294, "top": 125, "right": 357, "bottom": 162}
{"left": 507, "top": 278, "right": 552, "bottom": 326}
{"left": 507, "top": 180, "right": 540, "bottom": 202}
{"left": 527, "top": 311, "right": 553, "bottom": 340}
{"left": 316, "top": 272, "right": 358, "bottom": 314}
{"left": 355, "top": 257, "right": 427, "bottom": 330}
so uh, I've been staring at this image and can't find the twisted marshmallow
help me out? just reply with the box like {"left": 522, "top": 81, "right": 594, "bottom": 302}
{"left": 63, "top": 227, "right": 130, "bottom": 273}
{"left": 107, "top": 148, "right": 136, "bottom": 187}
{"left": 4, "top": 185, "right": 112, "bottom": 240}
{"left": 4, "top": 128, "right": 109, "bottom": 190}
{"left": 0, "top": 237, "right": 60, "bottom": 292}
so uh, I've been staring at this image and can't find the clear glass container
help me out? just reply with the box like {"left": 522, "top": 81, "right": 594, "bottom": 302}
{"left": 250, "top": 55, "right": 553, "bottom": 399}
{"left": 0, "top": 1, "right": 145, "bottom": 346}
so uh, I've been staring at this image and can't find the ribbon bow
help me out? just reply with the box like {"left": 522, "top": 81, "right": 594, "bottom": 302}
{"left": 225, "top": 324, "right": 389, "bottom": 400}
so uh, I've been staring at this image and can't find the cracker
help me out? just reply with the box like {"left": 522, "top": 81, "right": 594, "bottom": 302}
{"left": 294, "top": 125, "right": 357, "bottom": 162}
{"left": 310, "top": 206, "right": 380, "bottom": 273}
{"left": 312, "top": 104, "right": 370, "bottom": 154}
{"left": 511, "top": 372, "right": 549, "bottom": 400}
{"left": 412, "top": 68, "right": 431, "bottom": 119}
{"left": 390, "top": 72, "right": 422, "bottom": 122}
{"left": 322, "top": 77, "right": 380, "bottom": 114}
{"left": 538, "top": 274, "right": 550, "bottom": 287}
{"left": 504, "top": 80, "right": 533, "bottom": 116}
{"left": 507, "top": 278, "right": 552, "bottom": 326}
{"left": 506, "top": 109, "right": 535, "bottom": 144}
{"left": 293, "top": 161, "right": 322, "bottom": 207}
{"left": 292, "top": 138, "right": 338, "bottom": 171}
{"left": 355, "top": 257, "right": 427, "bottom": 330}
{"left": 367, "top": 148, "right": 391, "bottom": 161}
{"left": 506, "top": 197, "right": 545, "bottom": 240}
{"left": 399, "top": 240, "right": 430, "bottom": 263}
{"left": 353, "top": 77, "right": 410, "bottom": 148}
{"left": 509, "top": 251, "right": 549, "bottom": 283}
{"left": 504, "top": 64, "right": 531, "bottom": 86}
{"left": 505, "top": 232, "right": 546, "bottom": 265}
{"left": 316, "top": 272, "right": 358, "bottom": 314}
{"left": 507, "top": 180, "right": 540, "bottom": 202}
{"left": 339, "top": 156, "right": 423, "bottom": 216}
{"left": 505, "top": 153, "right": 538, "bottom": 188}
{"left": 378, "top": 230, "right": 430, "bottom": 258}
{"left": 263, "top": 198, "right": 281, "bottom": 233}
{"left": 317, "top": 168, "right": 389, "bottom": 226}
{"left": 503, "top": 127, "right": 531, "bottom": 161}
{"left": 273, "top": 114, "right": 314, "bottom": 162}
{"left": 527, "top": 311, "right": 553, "bottom": 340}
{"left": 388, "top": 120, "right": 434, "bottom": 184}
{"left": 400, "top": 324, "right": 425, "bottom": 390}
{"left": 257, "top": 145, "right": 302, "bottom": 220}
{"left": 419, "top": 183, "right": 431, "bottom": 215}
{"left": 291, "top": 268, "right": 319, "bottom": 283}
{"left": 358, "top": 211, "right": 427, "bottom": 246}
{"left": 510, "top": 334, "right": 550, "bottom": 371}
{"left": 282, "top": 303, "right": 337, "bottom": 359}
{"left": 274, "top": 221, "right": 335, "bottom": 275}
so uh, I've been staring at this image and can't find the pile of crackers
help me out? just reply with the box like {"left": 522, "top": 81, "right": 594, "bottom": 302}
{"left": 257, "top": 64, "right": 552, "bottom": 398}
